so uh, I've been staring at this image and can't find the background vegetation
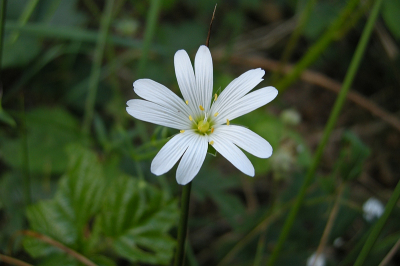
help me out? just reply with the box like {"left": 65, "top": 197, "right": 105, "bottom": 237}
{"left": 1, "top": 0, "right": 400, "bottom": 265}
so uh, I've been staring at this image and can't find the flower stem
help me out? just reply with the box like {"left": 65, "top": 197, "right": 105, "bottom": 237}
{"left": 266, "top": 0, "right": 383, "bottom": 264}
{"left": 174, "top": 182, "right": 192, "bottom": 266}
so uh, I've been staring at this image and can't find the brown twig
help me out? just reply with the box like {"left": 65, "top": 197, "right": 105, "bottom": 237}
{"left": 213, "top": 53, "right": 400, "bottom": 133}
{"left": 0, "top": 254, "right": 33, "bottom": 266}
{"left": 378, "top": 237, "right": 400, "bottom": 266}
{"left": 312, "top": 182, "right": 345, "bottom": 266}
{"left": 206, "top": 4, "right": 217, "bottom": 47}
{"left": 22, "top": 231, "right": 98, "bottom": 266}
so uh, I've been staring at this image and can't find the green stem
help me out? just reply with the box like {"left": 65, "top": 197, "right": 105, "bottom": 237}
{"left": 0, "top": 0, "right": 6, "bottom": 82}
{"left": 174, "top": 182, "right": 192, "bottom": 266}
{"left": 82, "top": 0, "right": 114, "bottom": 135}
{"left": 137, "top": 0, "right": 161, "bottom": 78}
{"left": 275, "top": 0, "right": 361, "bottom": 92}
{"left": 253, "top": 229, "right": 267, "bottom": 266}
{"left": 4, "top": 22, "right": 146, "bottom": 50}
{"left": 266, "top": 0, "right": 383, "bottom": 264}
{"left": 9, "top": 0, "right": 39, "bottom": 44}
{"left": 271, "top": 0, "right": 317, "bottom": 84}
{"left": 21, "top": 94, "right": 31, "bottom": 205}
{"left": 354, "top": 179, "right": 400, "bottom": 265}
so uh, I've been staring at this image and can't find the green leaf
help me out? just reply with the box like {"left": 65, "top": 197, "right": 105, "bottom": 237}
{"left": 0, "top": 107, "right": 82, "bottom": 174}
{"left": 100, "top": 175, "right": 178, "bottom": 265}
{"left": 382, "top": 0, "right": 400, "bottom": 40}
{"left": 0, "top": 109, "right": 16, "bottom": 127}
{"left": 2, "top": 34, "right": 41, "bottom": 68}
{"left": 24, "top": 145, "right": 105, "bottom": 260}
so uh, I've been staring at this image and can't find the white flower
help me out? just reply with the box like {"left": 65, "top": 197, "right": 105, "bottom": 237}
{"left": 306, "top": 252, "right": 326, "bottom": 266}
{"left": 126, "top": 45, "right": 278, "bottom": 185}
{"left": 363, "top": 197, "right": 384, "bottom": 222}
{"left": 333, "top": 237, "right": 345, "bottom": 248}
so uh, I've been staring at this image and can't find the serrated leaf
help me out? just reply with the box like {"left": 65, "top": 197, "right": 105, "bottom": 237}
{"left": 24, "top": 145, "right": 105, "bottom": 261}
{"left": 100, "top": 175, "right": 178, "bottom": 265}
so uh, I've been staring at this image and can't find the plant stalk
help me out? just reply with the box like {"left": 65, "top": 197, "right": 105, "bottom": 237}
{"left": 354, "top": 178, "right": 400, "bottom": 265}
{"left": 82, "top": 0, "right": 114, "bottom": 135}
{"left": 137, "top": 0, "right": 161, "bottom": 78}
{"left": 312, "top": 183, "right": 345, "bottom": 266}
{"left": 275, "top": 0, "right": 361, "bottom": 92}
{"left": 266, "top": 0, "right": 383, "bottom": 264}
{"left": 174, "top": 182, "right": 192, "bottom": 266}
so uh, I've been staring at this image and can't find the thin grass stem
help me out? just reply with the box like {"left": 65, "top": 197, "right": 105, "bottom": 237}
{"left": 275, "top": 0, "right": 361, "bottom": 92}
{"left": 266, "top": 0, "right": 383, "bottom": 264}
{"left": 137, "top": 0, "right": 161, "bottom": 78}
{"left": 354, "top": 176, "right": 400, "bottom": 265}
{"left": 0, "top": 0, "right": 6, "bottom": 82}
{"left": 82, "top": 0, "right": 114, "bottom": 135}
{"left": 20, "top": 94, "right": 31, "bottom": 205}
{"left": 271, "top": 0, "right": 317, "bottom": 83}
{"left": 9, "top": 0, "right": 39, "bottom": 44}
{"left": 378, "top": 237, "right": 400, "bottom": 266}
{"left": 312, "top": 183, "right": 345, "bottom": 266}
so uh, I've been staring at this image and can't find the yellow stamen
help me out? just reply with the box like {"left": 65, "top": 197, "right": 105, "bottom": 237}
{"left": 226, "top": 119, "right": 230, "bottom": 125}
{"left": 189, "top": 115, "right": 192, "bottom": 121}
{"left": 185, "top": 100, "right": 188, "bottom": 105}
{"left": 214, "top": 112, "right": 219, "bottom": 117}
{"left": 209, "top": 140, "right": 214, "bottom": 145}
{"left": 214, "top": 93, "right": 218, "bottom": 101}
{"left": 211, "top": 127, "right": 214, "bottom": 133}
{"left": 199, "top": 105, "right": 204, "bottom": 111}
{"left": 180, "top": 130, "right": 185, "bottom": 133}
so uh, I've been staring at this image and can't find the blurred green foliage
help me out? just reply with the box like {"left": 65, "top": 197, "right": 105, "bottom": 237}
{"left": 0, "top": 0, "right": 399, "bottom": 265}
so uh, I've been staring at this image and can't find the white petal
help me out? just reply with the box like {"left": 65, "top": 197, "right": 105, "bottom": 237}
{"left": 213, "top": 125, "right": 272, "bottom": 158}
{"left": 126, "top": 99, "right": 192, "bottom": 130}
{"left": 214, "top": 86, "right": 278, "bottom": 124}
{"left": 195, "top": 45, "right": 213, "bottom": 112}
{"left": 208, "top": 134, "right": 255, "bottom": 176}
{"left": 174, "top": 49, "right": 202, "bottom": 118}
{"left": 176, "top": 134, "right": 208, "bottom": 185}
{"left": 151, "top": 132, "right": 196, "bottom": 176}
{"left": 211, "top": 68, "right": 265, "bottom": 116}
{"left": 133, "top": 79, "right": 191, "bottom": 117}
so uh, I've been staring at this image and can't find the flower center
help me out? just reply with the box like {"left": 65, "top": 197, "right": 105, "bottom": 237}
{"left": 197, "top": 120, "right": 210, "bottom": 133}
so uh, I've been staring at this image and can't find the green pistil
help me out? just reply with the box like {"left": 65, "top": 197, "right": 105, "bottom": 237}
{"left": 197, "top": 120, "right": 210, "bottom": 133}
